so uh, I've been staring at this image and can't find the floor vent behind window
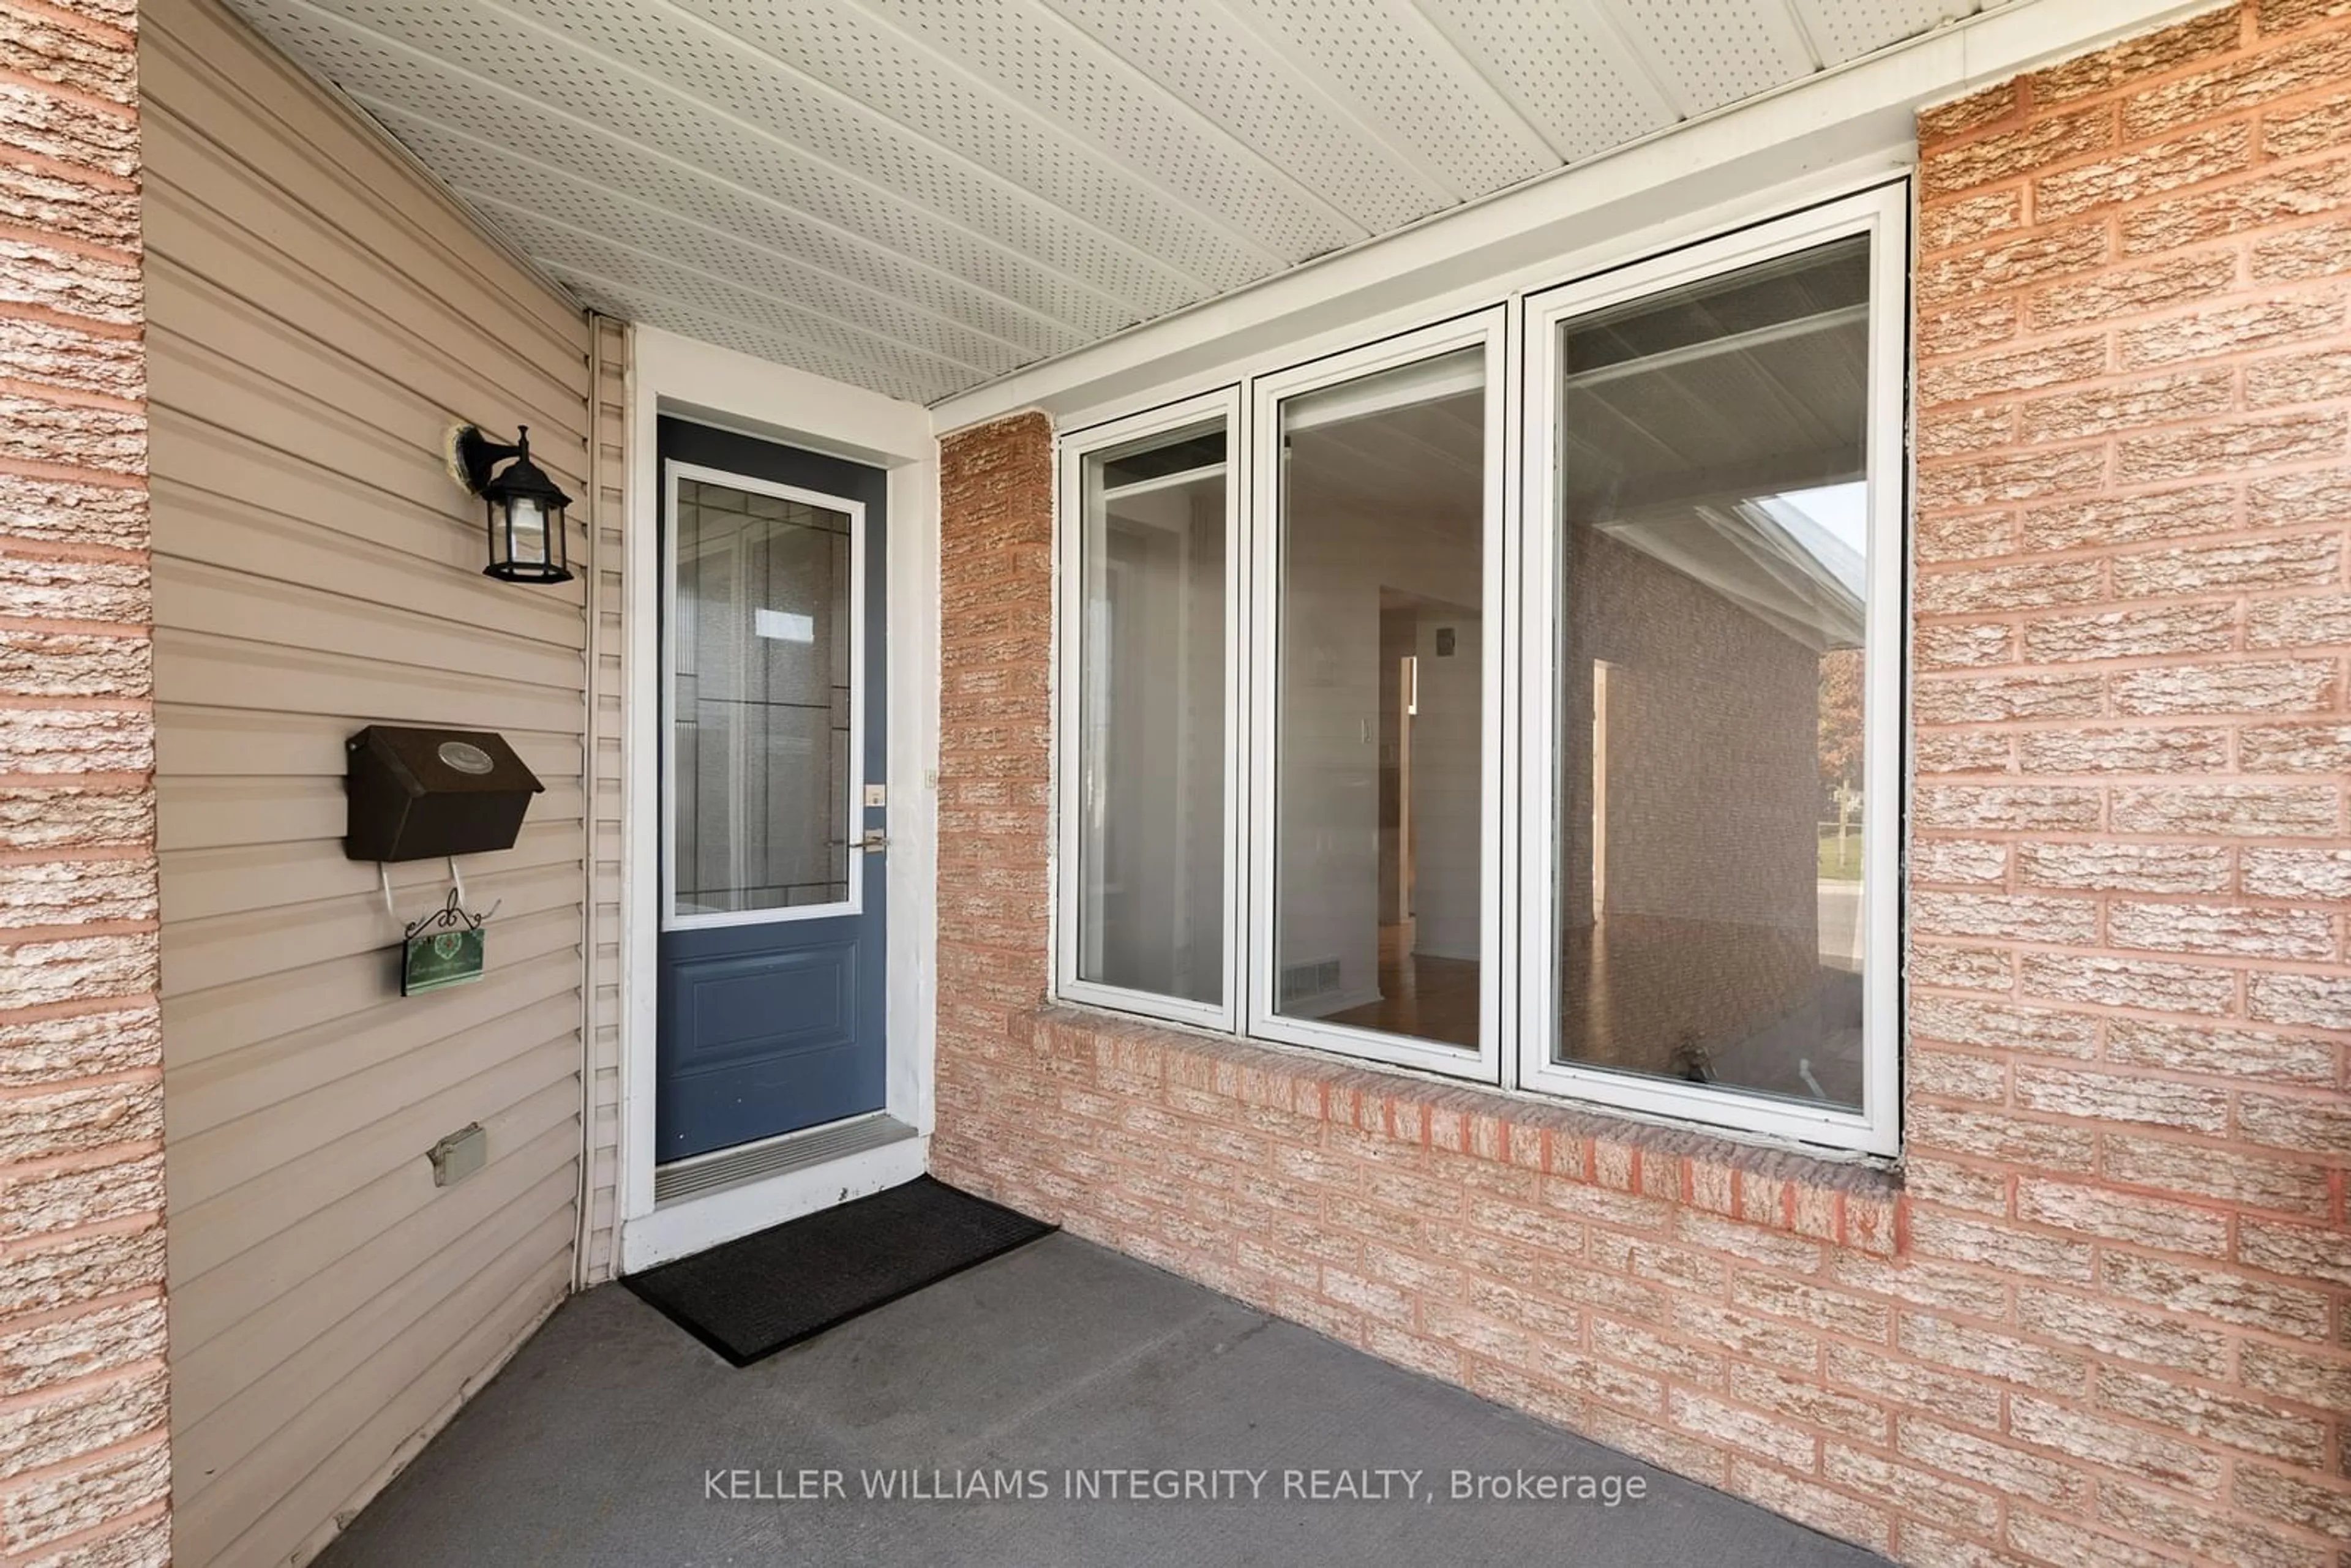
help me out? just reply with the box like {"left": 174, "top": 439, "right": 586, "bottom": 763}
{"left": 1278, "top": 957, "right": 1343, "bottom": 1009}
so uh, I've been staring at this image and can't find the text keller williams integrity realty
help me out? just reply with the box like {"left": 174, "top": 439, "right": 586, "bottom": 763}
{"left": 705, "top": 1468, "right": 1654, "bottom": 1506}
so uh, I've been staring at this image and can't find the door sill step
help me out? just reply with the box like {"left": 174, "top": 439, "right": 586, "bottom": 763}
{"left": 654, "top": 1112, "right": 917, "bottom": 1206}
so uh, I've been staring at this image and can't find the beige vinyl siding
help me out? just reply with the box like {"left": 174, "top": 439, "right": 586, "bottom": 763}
{"left": 144, "top": 0, "right": 595, "bottom": 1561}
{"left": 583, "top": 314, "right": 628, "bottom": 1283}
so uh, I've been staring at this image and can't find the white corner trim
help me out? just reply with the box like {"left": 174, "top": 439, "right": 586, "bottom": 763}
{"left": 926, "top": 0, "right": 2224, "bottom": 432}
{"left": 618, "top": 323, "right": 939, "bottom": 1269}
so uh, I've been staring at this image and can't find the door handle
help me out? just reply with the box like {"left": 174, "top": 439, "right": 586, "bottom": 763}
{"left": 858, "top": 829, "right": 888, "bottom": 853}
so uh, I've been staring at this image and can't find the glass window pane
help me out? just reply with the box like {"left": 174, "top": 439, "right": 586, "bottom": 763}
{"left": 1076, "top": 421, "right": 1227, "bottom": 1003}
{"left": 672, "top": 476, "right": 853, "bottom": 917}
{"left": 1554, "top": 234, "right": 1872, "bottom": 1111}
{"left": 1274, "top": 347, "right": 1486, "bottom": 1051}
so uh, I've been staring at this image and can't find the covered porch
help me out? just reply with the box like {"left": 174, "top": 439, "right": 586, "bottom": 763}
{"left": 312, "top": 1232, "right": 1880, "bottom": 1567}
{"left": 5, "top": 0, "right": 2350, "bottom": 1564}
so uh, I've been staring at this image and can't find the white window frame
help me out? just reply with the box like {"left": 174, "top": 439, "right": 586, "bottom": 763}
{"left": 1046, "top": 186, "right": 1906, "bottom": 1160}
{"left": 1053, "top": 388, "right": 1245, "bottom": 1034}
{"left": 659, "top": 457, "right": 869, "bottom": 934}
{"left": 1246, "top": 310, "right": 1509, "bottom": 1084}
{"left": 1515, "top": 184, "right": 1906, "bottom": 1157}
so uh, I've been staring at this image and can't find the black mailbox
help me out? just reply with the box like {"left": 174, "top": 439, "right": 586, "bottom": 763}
{"left": 345, "top": 726, "right": 544, "bottom": 862}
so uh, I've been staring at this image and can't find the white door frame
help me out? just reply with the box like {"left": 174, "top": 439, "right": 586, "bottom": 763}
{"left": 618, "top": 324, "right": 939, "bottom": 1274}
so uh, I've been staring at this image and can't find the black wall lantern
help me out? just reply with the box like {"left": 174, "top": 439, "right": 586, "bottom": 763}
{"left": 447, "top": 424, "right": 574, "bottom": 584}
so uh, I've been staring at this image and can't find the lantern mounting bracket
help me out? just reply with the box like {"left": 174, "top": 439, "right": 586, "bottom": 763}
{"left": 446, "top": 424, "right": 522, "bottom": 496}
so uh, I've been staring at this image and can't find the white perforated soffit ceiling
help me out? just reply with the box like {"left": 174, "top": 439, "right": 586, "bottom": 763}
{"left": 227, "top": 0, "right": 1997, "bottom": 405}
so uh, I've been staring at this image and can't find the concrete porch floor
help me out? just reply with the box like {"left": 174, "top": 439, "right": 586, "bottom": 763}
{"left": 317, "top": 1231, "right": 1889, "bottom": 1567}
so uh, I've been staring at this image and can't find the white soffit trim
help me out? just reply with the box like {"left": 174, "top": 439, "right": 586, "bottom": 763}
{"left": 636, "top": 322, "right": 933, "bottom": 468}
{"left": 932, "top": 0, "right": 2227, "bottom": 431}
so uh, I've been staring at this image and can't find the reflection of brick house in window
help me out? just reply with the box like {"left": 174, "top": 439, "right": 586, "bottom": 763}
{"left": 1560, "top": 527, "right": 1851, "bottom": 1097}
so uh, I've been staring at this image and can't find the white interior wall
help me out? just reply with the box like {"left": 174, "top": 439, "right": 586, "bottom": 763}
{"left": 1278, "top": 485, "right": 1482, "bottom": 1010}
{"left": 1409, "top": 612, "right": 1482, "bottom": 962}
{"left": 1181, "top": 482, "right": 1227, "bottom": 998}
{"left": 1092, "top": 476, "right": 1223, "bottom": 999}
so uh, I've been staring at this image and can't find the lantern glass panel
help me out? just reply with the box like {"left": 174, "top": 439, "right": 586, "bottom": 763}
{"left": 509, "top": 494, "right": 547, "bottom": 566}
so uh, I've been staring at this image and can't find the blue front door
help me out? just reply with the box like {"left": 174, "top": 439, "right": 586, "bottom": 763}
{"left": 656, "top": 418, "right": 888, "bottom": 1163}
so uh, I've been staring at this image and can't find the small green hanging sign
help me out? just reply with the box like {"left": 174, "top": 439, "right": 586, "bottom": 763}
{"left": 402, "top": 888, "right": 487, "bottom": 996}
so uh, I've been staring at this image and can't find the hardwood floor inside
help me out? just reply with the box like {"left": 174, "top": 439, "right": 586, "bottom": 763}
{"left": 1326, "top": 924, "right": 1480, "bottom": 1049}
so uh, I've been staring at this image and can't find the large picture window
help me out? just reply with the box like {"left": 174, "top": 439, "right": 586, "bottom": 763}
{"left": 1055, "top": 187, "right": 1903, "bottom": 1155}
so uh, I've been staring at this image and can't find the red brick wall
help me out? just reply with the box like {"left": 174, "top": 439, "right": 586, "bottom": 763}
{"left": 1901, "top": 2, "right": 2351, "bottom": 1558}
{"left": 934, "top": 7, "right": 2351, "bottom": 1566}
{"left": 0, "top": 0, "right": 168, "bottom": 1560}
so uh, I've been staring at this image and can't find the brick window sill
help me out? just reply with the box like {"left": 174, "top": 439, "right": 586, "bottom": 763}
{"left": 1029, "top": 1000, "right": 1905, "bottom": 1259}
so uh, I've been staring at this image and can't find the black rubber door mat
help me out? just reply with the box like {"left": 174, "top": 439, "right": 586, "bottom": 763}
{"left": 624, "top": 1176, "right": 1055, "bottom": 1366}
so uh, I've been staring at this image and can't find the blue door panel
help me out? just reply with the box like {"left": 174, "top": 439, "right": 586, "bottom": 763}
{"left": 670, "top": 945, "right": 851, "bottom": 1070}
{"left": 657, "top": 418, "right": 888, "bottom": 1164}
{"left": 657, "top": 939, "right": 879, "bottom": 1158}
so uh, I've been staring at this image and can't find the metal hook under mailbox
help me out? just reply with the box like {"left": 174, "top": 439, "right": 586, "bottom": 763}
{"left": 380, "top": 857, "right": 496, "bottom": 928}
